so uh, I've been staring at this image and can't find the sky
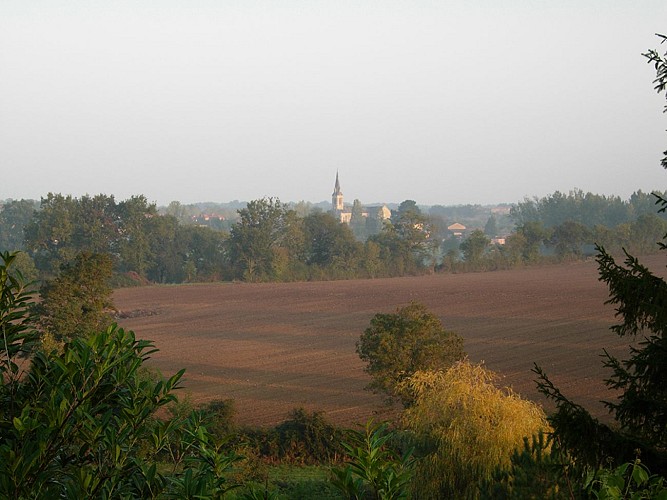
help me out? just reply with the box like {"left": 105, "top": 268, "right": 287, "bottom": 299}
{"left": 1, "top": 1, "right": 666, "bottom": 207}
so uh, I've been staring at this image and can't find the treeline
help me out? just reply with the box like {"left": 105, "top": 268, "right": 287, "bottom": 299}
{"left": 2, "top": 188, "right": 666, "bottom": 284}
{"left": 510, "top": 188, "right": 667, "bottom": 228}
{"left": 441, "top": 189, "right": 667, "bottom": 272}
{"left": 0, "top": 194, "right": 435, "bottom": 283}
{"left": 8, "top": 193, "right": 227, "bottom": 283}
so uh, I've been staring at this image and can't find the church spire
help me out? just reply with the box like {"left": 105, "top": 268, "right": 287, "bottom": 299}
{"left": 333, "top": 171, "right": 342, "bottom": 196}
{"left": 332, "top": 171, "right": 344, "bottom": 212}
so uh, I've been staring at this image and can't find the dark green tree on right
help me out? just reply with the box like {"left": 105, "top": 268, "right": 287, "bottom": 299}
{"left": 534, "top": 34, "right": 667, "bottom": 473}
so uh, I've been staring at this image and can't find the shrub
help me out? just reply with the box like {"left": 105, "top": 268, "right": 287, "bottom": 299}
{"left": 331, "top": 420, "right": 415, "bottom": 500}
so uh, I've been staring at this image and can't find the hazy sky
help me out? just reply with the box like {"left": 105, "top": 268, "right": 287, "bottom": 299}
{"left": 2, "top": 1, "right": 666, "bottom": 207}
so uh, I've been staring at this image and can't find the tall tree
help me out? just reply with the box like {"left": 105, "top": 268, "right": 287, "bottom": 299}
{"left": 116, "top": 195, "right": 158, "bottom": 277}
{"left": 349, "top": 199, "right": 367, "bottom": 241}
{"left": 460, "top": 229, "right": 491, "bottom": 265}
{"left": 303, "top": 211, "right": 360, "bottom": 270}
{"left": 227, "top": 198, "right": 301, "bottom": 281}
{"left": 24, "top": 193, "right": 77, "bottom": 275}
{"left": 483, "top": 215, "right": 498, "bottom": 237}
{"left": 550, "top": 220, "right": 591, "bottom": 259}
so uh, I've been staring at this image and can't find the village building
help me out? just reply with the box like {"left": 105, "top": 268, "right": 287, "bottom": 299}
{"left": 331, "top": 172, "right": 390, "bottom": 224}
{"left": 447, "top": 222, "right": 467, "bottom": 237}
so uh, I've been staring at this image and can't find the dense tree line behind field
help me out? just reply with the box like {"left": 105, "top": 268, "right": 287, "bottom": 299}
{"left": 0, "top": 187, "right": 665, "bottom": 284}
{"left": 0, "top": 194, "right": 435, "bottom": 283}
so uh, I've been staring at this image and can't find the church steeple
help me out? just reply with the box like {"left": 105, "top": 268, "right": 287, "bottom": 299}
{"left": 332, "top": 171, "right": 344, "bottom": 212}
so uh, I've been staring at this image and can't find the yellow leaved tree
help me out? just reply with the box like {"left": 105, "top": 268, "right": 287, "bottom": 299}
{"left": 401, "top": 361, "right": 550, "bottom": 498}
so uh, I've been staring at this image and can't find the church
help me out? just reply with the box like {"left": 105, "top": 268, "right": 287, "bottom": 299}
{"left": 330, "top": 172, "right": 391, "bottom": 225}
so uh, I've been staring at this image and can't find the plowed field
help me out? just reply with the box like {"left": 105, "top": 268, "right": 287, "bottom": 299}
{"left": 114, "top": 255, "right": 664, "bottom": 427}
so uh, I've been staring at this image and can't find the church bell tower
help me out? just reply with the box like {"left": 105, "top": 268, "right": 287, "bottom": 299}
{"left": 332, "top": 171, "right": 344, "bottom": 212}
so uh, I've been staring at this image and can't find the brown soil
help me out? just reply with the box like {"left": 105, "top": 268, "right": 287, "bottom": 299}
{"left": 113, "top": 255, "right": 665, "bottom": 428}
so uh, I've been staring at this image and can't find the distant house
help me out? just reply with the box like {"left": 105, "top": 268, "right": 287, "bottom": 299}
{"left": 448, "top": 222, "right": 466, "bottom": 237}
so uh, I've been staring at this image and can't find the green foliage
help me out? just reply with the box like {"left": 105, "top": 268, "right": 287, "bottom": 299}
{"left": 275, "top": 408, "right": 343, "bottom": 464}
{"left": 356, "top": 302, "right": 465, "bottom": 406}
{"left": 586, "top": 458, "right": 667, "bottom": 500}
{"left": 6, "top": 251, "right": 38, "bottom": 283}
{"left": 481, "top": 432, "right": 581, "bottom": 499}
{"left": 401, "top": 363, "right": 551, "bottom": 499}
{"left": 303, "top": 212, "right": 361, "bottom": 273}
{"left": 227, "top": 198, "right": 303, "bottom": 282}
{"left": 239, "top": 408, "right": 344, "bottom": 465}
{"left": 460, "top": 229, "right": 491, "bottom": 265}
{"left": 331, "top": 420, "right": 415, "bottom": 500}
{"left": 510, "top": 189, "right": 666, "bottom": 230}
{"left": 201, "top": 398, "right": 237, "bottom": 439}
{"left": 550, "top": 220, "right": 591, "bottom": 259}
{"left": 0, "top": 253, "right": 242, "bottom": 498}
{"left": 2, "top": 324, "right": 175, "bottom": 497}
{"left": 0, "top": 199, "right": 38, "bottom": 252}
{"left": 36, "top": 251, "right": 115, "bottom": 342}
{"left": 515, "top": 221, "right": 551, "bottom": 263}
{"left": 484, "top": 215, "right": 499, "bottom": 237}
{"left": 22, "top": 193, "right": 230, "bottom": 284}
{"left": 642, "top": 33, "right": 667, "bottom": 169}
{"left": 0, "top": 251, "right": 38, "bottom": 401}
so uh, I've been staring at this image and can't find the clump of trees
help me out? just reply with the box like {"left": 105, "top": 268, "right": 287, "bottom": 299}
{"left": 225, "top": 197, "right": 437, "bottom": 282}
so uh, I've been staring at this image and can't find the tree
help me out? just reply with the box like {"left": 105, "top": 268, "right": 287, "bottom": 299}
{"left": 644, "top": 33, "right": 667, "bottom": 169}
{"left": 303, "top": 212, "right": 360, "bottom": 273}
{"left": 401, "top": 363, "right": 550, "bottom": 499}
{"left": 550, "top": 220, "right": 591, "bottom": 259}
{"left": 484, "top": 215, "right": 498, "bottom": 237}
{"left": 145, "top": 214, "right": 186, "bottom": 283}
{"left": 227, "top": 198, "right": 302, "bottom": 281}
{"left": 36, "top": 252, "right": 114, "bottom": 342}
{"left": 515, "top": 221, "right": 550, "bottom": 263}
{"left": 356, "top": 302, "right": 464, "bottom": 406}
{"left": 350, "top": 199, "right": 367, "bottom": 241}
{"left": 460, "top": 229, "right": 491, "bottom": 266}
{"left": 0, "top": 251, "right": 37, "bottom": 395}
{"left": 115, "top": 195, "right": 158, "bottom": 277}
{"left": 179, "top": 225, "right": 227, "bottom": 282}
{"left": 24, "top": 193, "right": 77, "bottom": 275}
{"left": 629, "top": 213, "right": 667, "bottom": 254}
{"left": 390, "top": 200, "right": 431, "bottom": 259}
{"left": 534, "top": 33, "right": 667, "bottom": 474}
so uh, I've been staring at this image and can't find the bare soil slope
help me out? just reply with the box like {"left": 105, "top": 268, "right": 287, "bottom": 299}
{"left": 114, "top": 255, "right": 664, "bottom": 427}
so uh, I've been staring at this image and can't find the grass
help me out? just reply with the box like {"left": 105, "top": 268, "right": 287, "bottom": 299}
{"left": 229, "top": 464, "right": 342, "bottom": 499}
